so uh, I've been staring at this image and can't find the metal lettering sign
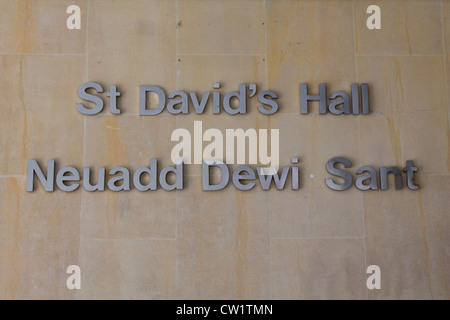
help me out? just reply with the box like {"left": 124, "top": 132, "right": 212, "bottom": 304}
{"left": 25, "top": 82, "right": 421, "bottom": 192}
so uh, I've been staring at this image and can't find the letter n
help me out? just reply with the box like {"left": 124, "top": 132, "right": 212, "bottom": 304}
{"left": 26, "top": 159, "right": 55, "bottom": 192}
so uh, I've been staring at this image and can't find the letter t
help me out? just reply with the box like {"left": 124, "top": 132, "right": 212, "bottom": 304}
{"left": 403, "top": 160, "right": 419, "bottom": 190}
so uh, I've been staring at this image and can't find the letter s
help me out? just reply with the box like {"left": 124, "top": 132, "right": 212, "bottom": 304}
{"left": 257, "top": 90, "right": 279, "bottom": 115}
{"left": 76, "top": 82, "right": 104, "bottom": 115}
{"left": 325, "top": 157, "right": 353, "bottom": 191}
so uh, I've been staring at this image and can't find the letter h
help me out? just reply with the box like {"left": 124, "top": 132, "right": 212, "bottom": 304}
{"left": 300, "top": 83, "right": 327, "bottom": 114}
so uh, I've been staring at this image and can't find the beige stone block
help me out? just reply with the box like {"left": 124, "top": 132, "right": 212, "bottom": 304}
{"left": 360, "top": 115, "right": 401, "bottom": 166}
{"left": 364, "top": 175, "right": 450, "bottom": 299}
{"left": 308, "top": 116, "right": 360, "bottom": 179}
{"left": 0, "top": 178, "right": 21, "bottom": 299}
{"left": 229, "top": 188, "right": 270, "bottom": 299}
{"left": 360, "top": 113, "right": 450, "bottom": 175}
{"left": 0, "top": 0, "right": 86, "bottom": 53}
{"left": 82, "top": 115, "right": 177, "bottom": 239}
{"left": 268, "top": 112, "right": 312, "bottom": 188}
{"left": 354, "top": 0, "right": 442, "bottom": 55}
{"left": 268, "top": 188, "right": 311, "bottom": 238}
{"left": 400, "top": 111, "right": 450, "bottom": 174}
{"left": 79, "top": 239, "right": 176, "bottom": 299}
{"left": 1, "top": 0, "right": 448, "bottom": 301}
{"left": 178, "top": 0, "right": 265, "bottom": 54}
{"left": 308, "top": 183, "right": 363, "bottom": 236}
{"left": 81, "top": 189, "right": 177, "bottom": 240}
{"left": 176, "top": 248, "right": 238, "bottom": 299}
{"left": 417, "top": 175, "right": 450, "bottom": 299}
{"left": 177, "top": 247, "right": 270, "bottom": 299}
{"left": 356, "top": 56, "right": 447, "bottom": 116}
{"left": 88, "top": 0, "right": 177, "bottom": 115}
{"left": 84, "top": 115, "right": 176, "bottom": 167}
{"left": 0, "top": 55, "right": 26, "bottom": 175}
{"left": 360, "top": 112, "right": 450, "bottom": 175}
{"left": 308, "top": 116, "right": 363, "bottom": 237}
{"left": 177, "top": 55, "right": 266, "bottom": 112}
{"left": 357, "top": 56, "right": 449, "bottom": 174}
{"left": 0, "top": 55, "right": 85, "bottom": 175}
{"left": 271, "top": 238, "right": 366, "bottom": 299}
{"left": 177, "top": 179, "right": 233, "bottom": 251}
{"left": 269, "top": 114, "right": 363, "bottom": 238}
{"left": 265, "top": 113, "right": 312, "bottom": 238}
{"left": 270, "top": 187, "right": 363, "bottom": 239}
{"left": 177, "top": 55, "right": 268, "bottom": 176}
{"left": 266, "top": 0, "right": 355, "bottom": 113}
{"left": 176, "top": 179, "right": 270, "bottom": 299}
{"left": 268, "top": 114, "right": 312, "bottom": 171}
{"left": 0, "top": 177, "right": 80, "bottom": 299}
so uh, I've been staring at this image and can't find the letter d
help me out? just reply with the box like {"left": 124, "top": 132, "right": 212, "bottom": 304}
{"left": 139, "top": 86, "right": 166, "bottom": 115}
{"left": 202, "top": 161, "right": 229, "bottom": 191}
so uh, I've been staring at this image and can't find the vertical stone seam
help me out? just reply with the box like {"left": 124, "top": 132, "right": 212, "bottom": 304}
{"left": 77, "top": 0, "right": 89, "bottom": 300}
{"left": 352, "top": 0, "right": 368, "bottom": 300}
{"left": 440, "top": 0, "right": 450, "bottom": 298}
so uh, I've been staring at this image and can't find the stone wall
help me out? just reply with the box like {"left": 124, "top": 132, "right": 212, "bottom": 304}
{"left": 0, "top": 0, "right": 448, "bottom": 299}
